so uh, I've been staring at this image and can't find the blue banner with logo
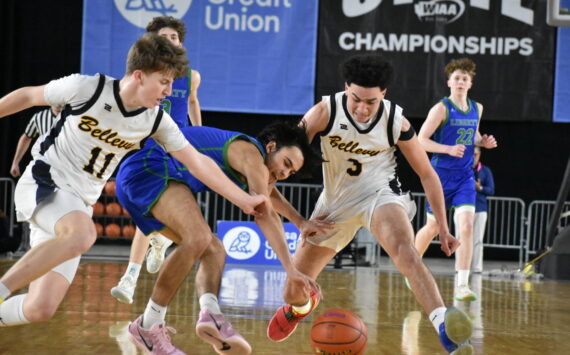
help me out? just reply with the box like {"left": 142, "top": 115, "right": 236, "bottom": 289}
{"left": 217, "top": 221, "right": 300, "bottom": 266}
{"left": 81, "top": 0, "right": 318, "bottom": 115}
{"left": 554, "top": 26, "right": 570, "bottom": 123}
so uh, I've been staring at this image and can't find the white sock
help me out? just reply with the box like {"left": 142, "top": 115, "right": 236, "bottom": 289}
{"left": 0, "top": 281, "right": 11, "bottom": 301}
{"left": 125, "top": 262, "right": 141, "bottom": 280}
{"left": 153, "top": 234, "right": 174, "bottom": 250}
{"left": 0, "top": 294, "right": 30, "bottom": 327}
{"left": 429, "top": 306, "right": 446, "bottom": 333}
{"left": 292, "top": 297, "right": 312, "bottom": 315}
{"left": 142, "top": 299, "right": 167, "bottom": 329}
{"left": 199, "top": 293, "right": 222, "bottom": 315}
{"left": 457, "top": 270, "right": 470, "bottom": 286}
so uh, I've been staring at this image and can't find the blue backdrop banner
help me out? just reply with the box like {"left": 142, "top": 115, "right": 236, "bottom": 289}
{"left": 81, "top": 0, "right": 318, "bottom": 115}
{"left": 217, "top": 221, "right": 300, "bottom": 266}
{"left": 554, "top": 26, "right": 570, "bottom": 123}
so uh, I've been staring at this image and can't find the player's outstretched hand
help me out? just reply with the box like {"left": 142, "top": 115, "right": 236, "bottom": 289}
{"left": 480, "top": 134, "right": 498, "bottom": 149}
{"left": 439, "top": 230, "right": 460, "bottom": 256}
{"left": 299, "top": 215, "right": 334, "bottom": 246}
{"left": 289, "top": 269, "right": 323, "bottom": 301}
{"left": 447, "top": 144, "right": 466, "bottom": 158}
{"left": 239, "top": 194, "right": 268, "bottom": 217}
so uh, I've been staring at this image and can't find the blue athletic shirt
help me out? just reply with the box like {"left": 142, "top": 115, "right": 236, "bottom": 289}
{"left": 118, "top": 126, "right": 264, "bottom": 194}
{"left": 159, "top": 69, "right": 192, "bottom": 127}
{"left": 430, "top": 97, "right": 480, "bottom": 171}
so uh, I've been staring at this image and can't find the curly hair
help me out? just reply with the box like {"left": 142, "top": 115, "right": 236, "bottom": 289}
{"left": 146, "top": 16, "right": 187, "bottom": 43}
{"left": 444, "top": 58, "right": 476, "bottom": 79}
{"left": 126, "top": 34, "right": 188, "bottom": 79}
{"left": 256, "top": 121, "right": 323, "bottom": 178}
{"left": 342, "top": 54, "right": 394, "bottom": 90}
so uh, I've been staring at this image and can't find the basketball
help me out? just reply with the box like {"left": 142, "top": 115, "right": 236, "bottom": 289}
{"left": 105, "top": 202, "right": 122, "bottom": 216}
{"left": 94, "top": 222, "right": 103, "bottom": 237}
{"left": 310, "top": 309, "right": 367, "bottom": 355}
{"left": 104, "top": 181, "right": 116, "bottom": 195}
{"left": 122, "top": 224, "right": 135, "bottom": 239}
{"left": 92, "top": 201, "right": 104, "bottom": 215}
{"left": 104, "top": 223, "right": 121, "bottom": 239}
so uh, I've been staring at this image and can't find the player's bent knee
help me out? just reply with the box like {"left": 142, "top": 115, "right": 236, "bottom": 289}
{"left": 179, "top": 232, "right": 210, "bottom": 256}
{"left": 25, "top": 300, "right": 59, "bottom": 322}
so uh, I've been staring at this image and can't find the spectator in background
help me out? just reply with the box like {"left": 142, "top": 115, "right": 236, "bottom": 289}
{"left": 10, "top": 105, "right": 64, "bottom": 177}
{"left": 469, "top": 147, "right": 494, "bottom": 273}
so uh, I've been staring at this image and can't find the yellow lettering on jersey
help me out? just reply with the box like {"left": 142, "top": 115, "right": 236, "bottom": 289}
{"left": 78, "top": 116, "right": 136, "bottom": 150}
{"left": 328, "top": 135, "right": 386, "bottom": 157}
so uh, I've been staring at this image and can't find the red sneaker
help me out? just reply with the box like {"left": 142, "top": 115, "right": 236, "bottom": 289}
{"left": 267, "top": 291, "right": 320, "bottom": 342}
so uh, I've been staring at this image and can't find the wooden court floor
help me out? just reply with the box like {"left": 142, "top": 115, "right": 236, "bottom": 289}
{"left": 0, "top": 259, "right": 569, "bottom": 355}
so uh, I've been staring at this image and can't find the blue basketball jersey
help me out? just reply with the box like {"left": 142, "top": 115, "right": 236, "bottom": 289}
{"left": 118, "top": 126, "right": 264, "bottom": 194}
{"left": 159, "top": 69, "right": 192, "bottom": 127}
{"left": 116, "top": 126, "right": 264, "bottom": 234}
{"left": 430, "top": 97, "right": 480, "bottom": 170}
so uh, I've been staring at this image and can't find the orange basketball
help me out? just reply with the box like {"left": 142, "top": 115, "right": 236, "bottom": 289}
{"left": 310, "top": 309, "right": 367, "bottom": 355}
{"left": 94, "top": 222, "right": 104, "bottom": 236}
{"left": 104, "top": 223, "right": 121, "bottom": 239}
{"left": 122, "top": 207, "right": 130, "bottom": 217}
{"left": 105, "top": 202, "right": 122, "bottom": 216}
{"left": 92, "top": 201, "right": 104, "bottom": 215}
{"left": 104, "top": 181, "right": 116, "bottom": 195}
{"left": 122, "top": 224, "right": 136, "bottom": 239}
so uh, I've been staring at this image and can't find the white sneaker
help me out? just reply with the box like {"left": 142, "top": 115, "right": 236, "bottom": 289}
{"left": 111, "top": 275, "right": 136, "bottom": 304}
{"left": 454, "top": 285, "right": 477, "bottom": 301}
{"left": 146, "top": 234, "right": 173, "bottom": 274}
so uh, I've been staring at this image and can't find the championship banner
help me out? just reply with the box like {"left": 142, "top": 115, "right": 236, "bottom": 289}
{"left": 81, "top": 0, "right": 319, "bottom": 114}
{"left": 217, "top": 221, "right": 300, "bottom": 266}
{"left": 317, "top": 0, "right": 555, "bottom": 122}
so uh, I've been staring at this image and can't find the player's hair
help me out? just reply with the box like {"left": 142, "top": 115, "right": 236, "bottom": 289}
{"left": 342, "top": 54, "right": 394, "bottom": 90}
{"left": 445, "top": 58, "right": 476, "bottom": 79}
{"left": 126, "top": 34, "right": 188, "bottom": 79}
{"left": 146, "top": 16, "right": 187, "bottom": 43}
{"left": 257, "top": 121, "right": 323, "bottom": 178}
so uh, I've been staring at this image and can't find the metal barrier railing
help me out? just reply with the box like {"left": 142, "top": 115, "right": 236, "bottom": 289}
{"left": 0, "top": 178, "right": 16, "bottom": 237}
{"left": 196, "top": 182, "right": 322, "bottom": 232}
{"left": 5, "top": 176, "right": 565, "bottom": 269}
{"left": 411, "top": 193, "right": 526, "bottom": 267}
{"left": 525, "top": 200, "right": 570, "bottom": 263}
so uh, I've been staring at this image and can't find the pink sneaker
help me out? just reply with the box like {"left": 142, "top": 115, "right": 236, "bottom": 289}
{"left": 195, "top": 309, "right": 252, "bottom": 355}
{"left": 127, "top": 315, "right": 185, "bottom": 355}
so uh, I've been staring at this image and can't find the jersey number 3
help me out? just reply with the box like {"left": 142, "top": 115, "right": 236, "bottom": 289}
{"left": 83, "top": 147, "right": 115, "bottom": 179}
{"left": 346, "top": 158, "right": 362, "bottom": 176}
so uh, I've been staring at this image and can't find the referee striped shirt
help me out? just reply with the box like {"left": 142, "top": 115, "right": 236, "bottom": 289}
{"left": 24, "top": 108, "right": 58, "bottom": 139}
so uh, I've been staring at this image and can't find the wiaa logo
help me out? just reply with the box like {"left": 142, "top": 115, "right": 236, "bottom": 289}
{"left": 414, "top": 0, "right": 465, "bottom": 24}
{"left": 222, "top": 226, "right": 261, "bottom": 260}
{"left": 341, "top": 0, "right": 534, "bottom": 26}
{"left": 114, "top": 0, "right": 192, "bottom": 29}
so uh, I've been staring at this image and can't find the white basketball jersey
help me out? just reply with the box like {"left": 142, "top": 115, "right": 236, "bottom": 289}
{"left": 319, "top": 92, "right": 405, "bottom": 208}
{"left": 16, "top": 74, "right": 188, "bottom": 220}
